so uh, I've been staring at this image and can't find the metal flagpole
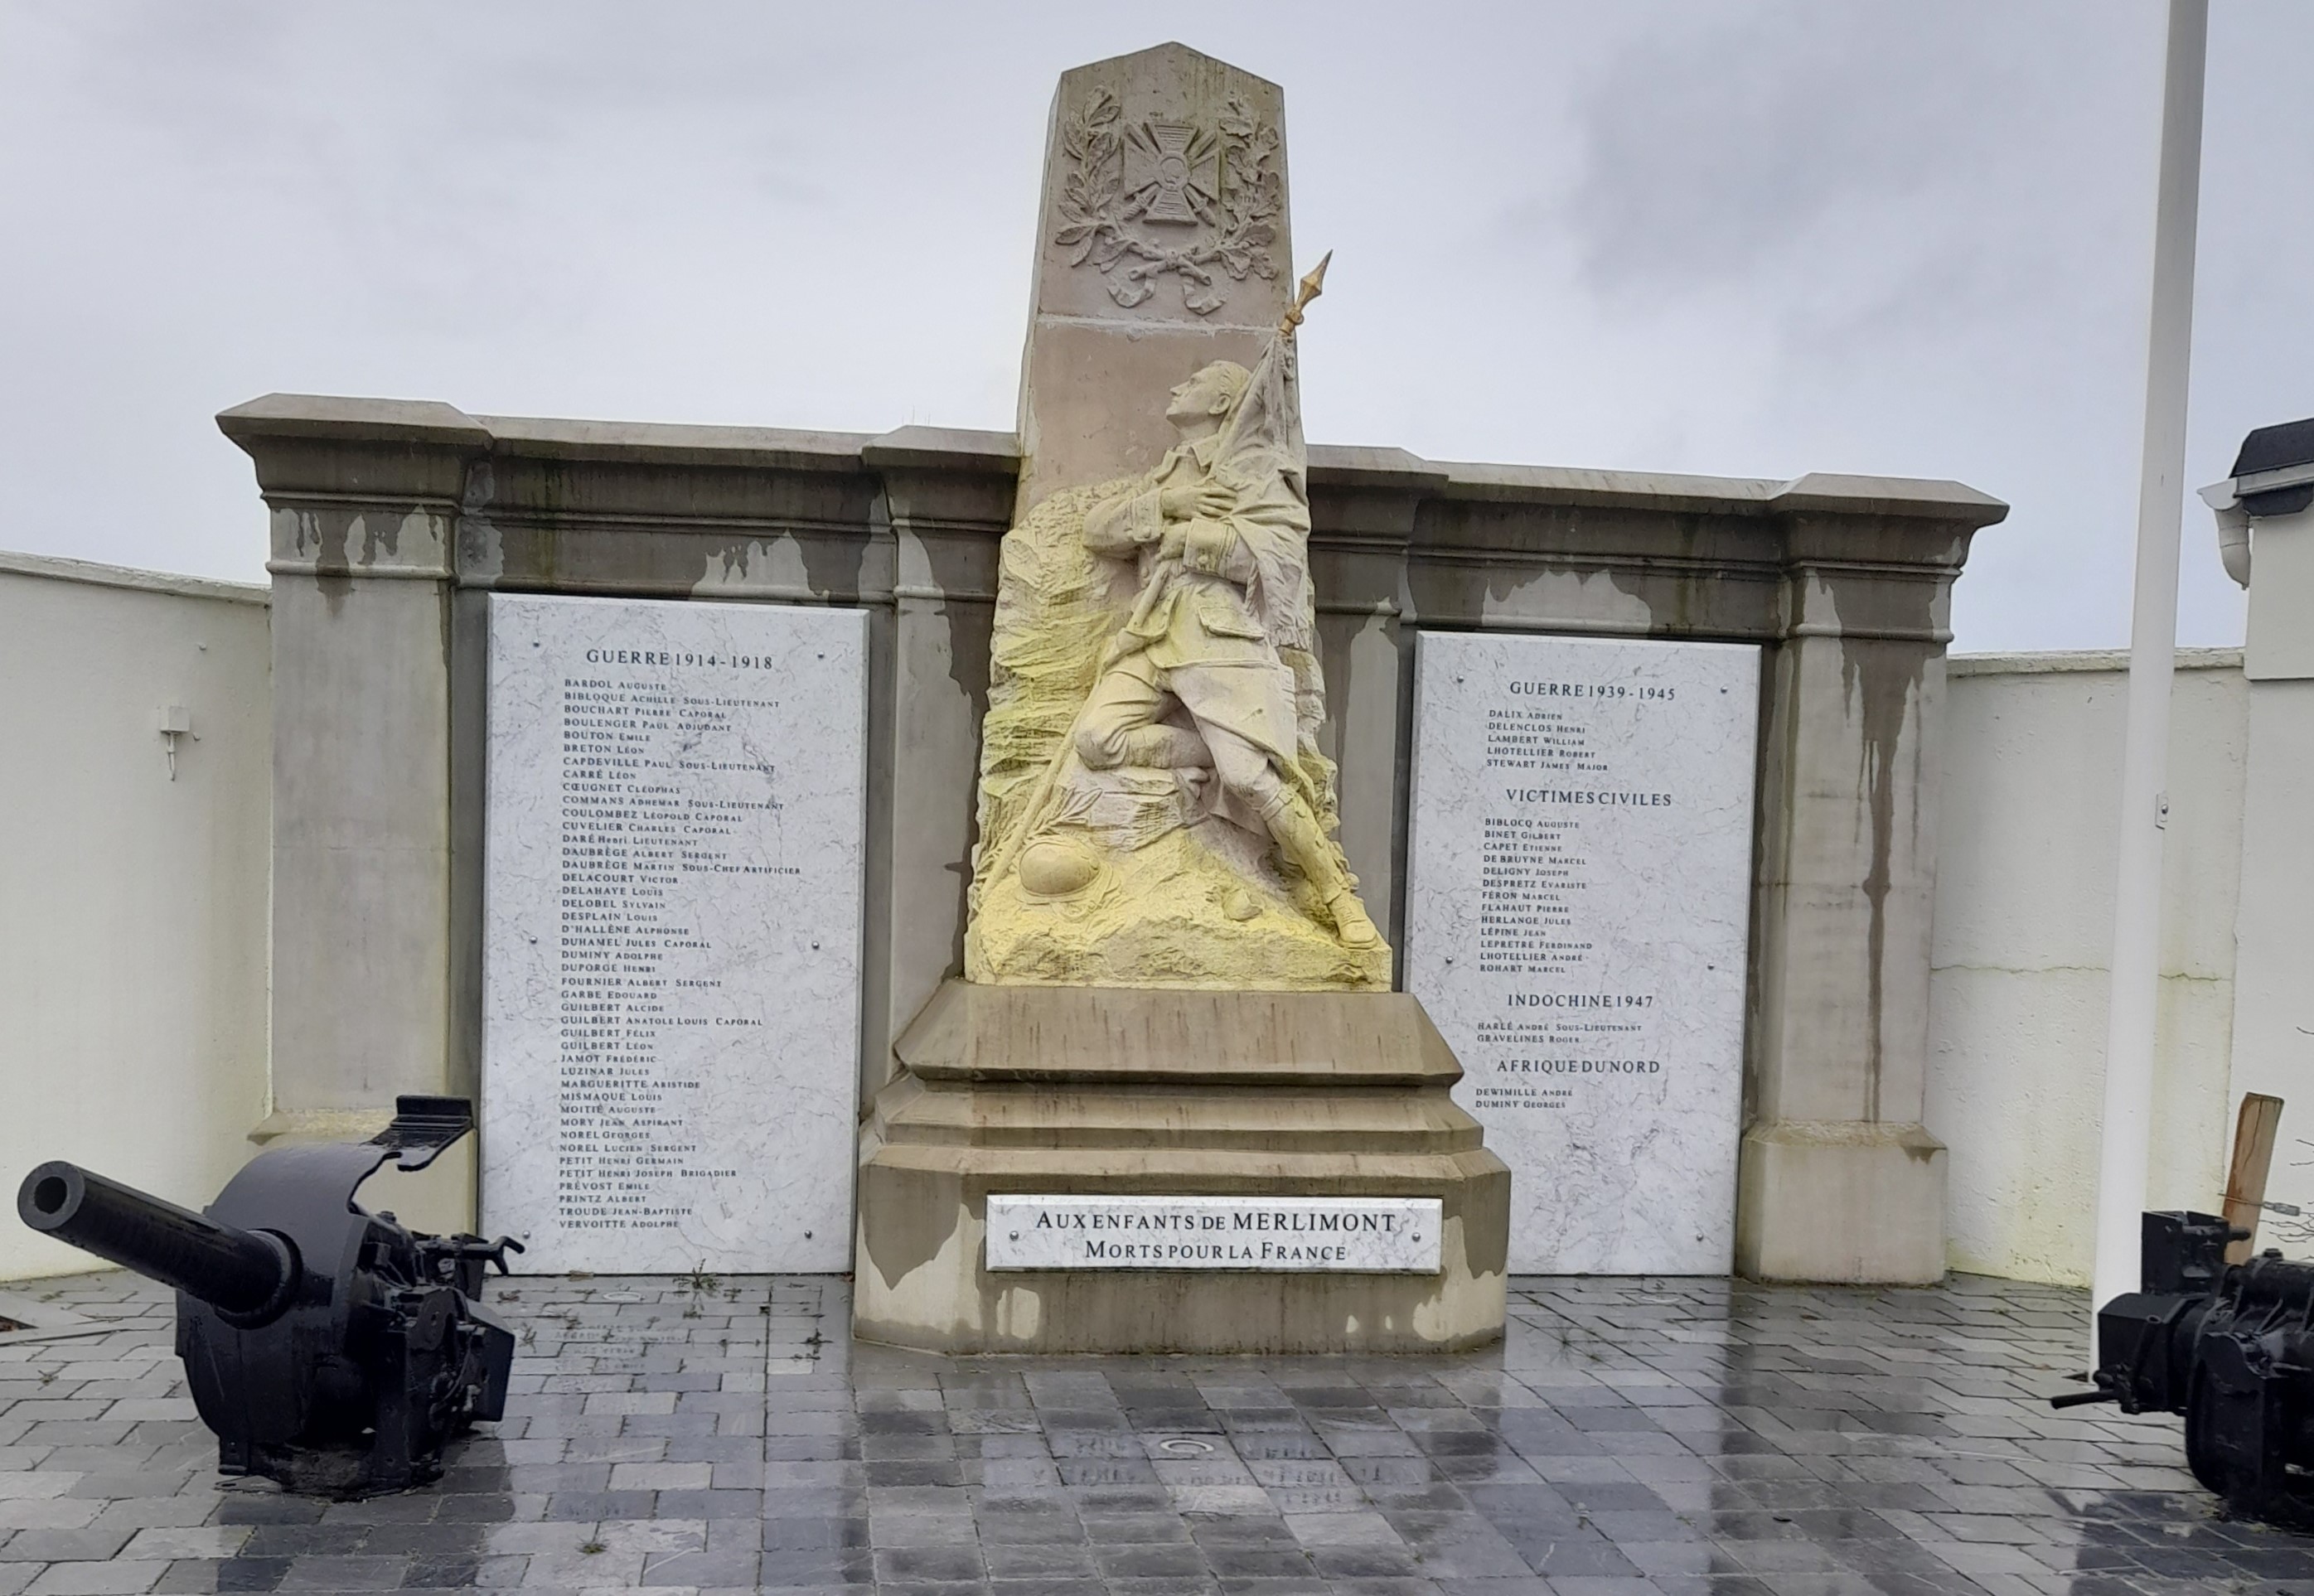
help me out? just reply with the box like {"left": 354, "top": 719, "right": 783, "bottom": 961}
{"left": 2091, "top": 0, "right": 2209, "bottom": 1340}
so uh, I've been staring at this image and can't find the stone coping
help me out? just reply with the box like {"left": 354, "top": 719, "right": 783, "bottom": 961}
{"left": 0, "top": 548, "right": 269, "bottom": 605}
{"left": 1949, "top": 646, "right": 2244, "bottom": 676}
{"left": 219, "top": 394, "right": 2010, "bottom": 526}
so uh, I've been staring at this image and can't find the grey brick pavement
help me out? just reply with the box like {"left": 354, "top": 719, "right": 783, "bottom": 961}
{"left": 0, "top": 1270, "right": 2307, "bottom": 1594}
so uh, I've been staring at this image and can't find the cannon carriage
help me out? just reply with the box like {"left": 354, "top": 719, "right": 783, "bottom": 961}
{"left": 17, "top": 1095, "right": 519, "bottom": 1497}
{"left": 2056, "top": 1210, "right": 2314, "bottom": 1528}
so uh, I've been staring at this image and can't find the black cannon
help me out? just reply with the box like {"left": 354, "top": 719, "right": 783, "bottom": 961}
{"left": 2052, "top": 1210, "right": 2314, "bottom": 1527}
{"left": 17, "top": 1095, "right": 521, "bottom": 1497}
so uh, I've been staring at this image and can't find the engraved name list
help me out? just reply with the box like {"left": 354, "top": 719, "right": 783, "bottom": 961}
{"left": 482, "top": 595, "right": 868, "bottom": 1274}
{"left": 1406, "top": 632, "right": 1760, "bottom": 1274}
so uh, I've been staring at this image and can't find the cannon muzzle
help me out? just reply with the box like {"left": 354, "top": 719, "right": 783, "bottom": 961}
{"left": 18, "top": 1161, "right": 297, "bottom": 1323}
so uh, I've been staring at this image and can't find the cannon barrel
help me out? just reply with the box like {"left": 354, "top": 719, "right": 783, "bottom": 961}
{"left": 17, "top": 1161, "right": 295, "bottom": 1321}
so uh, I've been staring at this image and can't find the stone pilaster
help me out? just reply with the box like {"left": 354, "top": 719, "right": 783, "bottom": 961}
{"left": 861, "top": 428, "right": 1017, "bottom": 1097}
{"left": 217, "top": 395, "right": 489, "bottom": 1235}
{"left": 1738, "top": 476, "right": 2002, "bottom": 1283}
{"left": 2225, "top": 501, "right": 2314, "bottom": 1227}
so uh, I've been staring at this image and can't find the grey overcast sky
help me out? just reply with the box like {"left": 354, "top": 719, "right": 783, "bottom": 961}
{"left": 2, "top": 0, "right": 2307, "bottom": 651}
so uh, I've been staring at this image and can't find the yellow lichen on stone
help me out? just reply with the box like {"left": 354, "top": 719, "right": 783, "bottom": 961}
{"left": 965, "top": 481, "right": 1389, "bottom": 991}
{"left": 971, "top": 823, "right": 1387, "bottom": 990}
{"left": 969, "top": 481, "right": 1128, "bottom": 878}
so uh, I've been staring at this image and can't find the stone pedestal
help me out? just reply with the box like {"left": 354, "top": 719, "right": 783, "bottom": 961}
{"left": 854, "top": 981, "right": 1508, "bottom": 1353}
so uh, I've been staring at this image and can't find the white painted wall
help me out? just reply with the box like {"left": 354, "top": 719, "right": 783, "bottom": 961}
{"left": 0, "top": 554, "right": 271, "bottom": 1280}
{"left": 1928, "top": 650, "right": 2247, "bottom": 1285}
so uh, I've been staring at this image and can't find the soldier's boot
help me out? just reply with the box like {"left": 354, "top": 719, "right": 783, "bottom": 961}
{"left": 1260, "top": 791, "right": 1380, "bottom": 948}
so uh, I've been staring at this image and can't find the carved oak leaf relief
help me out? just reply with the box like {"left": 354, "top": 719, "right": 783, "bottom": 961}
{"left": 1050, "top": 85, "right": 1281, "bottom": 316}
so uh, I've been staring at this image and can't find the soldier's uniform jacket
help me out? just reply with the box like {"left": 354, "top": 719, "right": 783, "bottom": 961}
{"left": 1082, "top": 430, "right": 1316, "bottom": 771}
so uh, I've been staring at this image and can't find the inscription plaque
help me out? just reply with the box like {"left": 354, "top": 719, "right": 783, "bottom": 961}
{"left": 986, "top": 1195, "right": 1443, "bottom": 1272}
{"left": 482, "top": 594, "right": 867, "bottom": 1274}
{"left": 1406, "top": 631, "right": 1760, "bottom": 1274}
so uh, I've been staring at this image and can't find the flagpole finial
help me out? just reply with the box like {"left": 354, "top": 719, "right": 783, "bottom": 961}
{"left": 1280, "top": 250, "right": 1333, "bottom": 337}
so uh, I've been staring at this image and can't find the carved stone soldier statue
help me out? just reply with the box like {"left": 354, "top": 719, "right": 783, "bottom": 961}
{"left": 966, "top": 259, "right": 1388, "bottom": 991}
{"left": 1072, "top": 360, "right": 1377, "bottom": 948}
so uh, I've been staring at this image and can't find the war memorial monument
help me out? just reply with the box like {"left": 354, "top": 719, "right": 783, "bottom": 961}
{"left": 215, "top": 44, "right": 2007, "bottom": 1352}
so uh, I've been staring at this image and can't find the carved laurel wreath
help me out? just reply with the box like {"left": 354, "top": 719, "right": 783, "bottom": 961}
{"left": 1051, "top": 86, "right": 1282, "bottom": 316}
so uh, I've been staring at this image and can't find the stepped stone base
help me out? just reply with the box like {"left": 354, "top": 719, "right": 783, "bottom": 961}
{"left": 853, "top": 981, "right": 1509, "bottom": 1354}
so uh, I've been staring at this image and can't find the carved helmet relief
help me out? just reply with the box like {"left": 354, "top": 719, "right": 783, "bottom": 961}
{"left": 1050, "top": 84, "right": 1283, "bottom": 315}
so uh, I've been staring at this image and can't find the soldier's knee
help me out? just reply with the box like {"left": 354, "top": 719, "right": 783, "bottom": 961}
{"left": 1075, "top": 720, "right": 1129, "bottom": 771}
{"left": 1207, "top": 734, "right": 1281, "bottom": 807}
{"left": 1236, "top": 765, "right": 1285, "bottom": 812}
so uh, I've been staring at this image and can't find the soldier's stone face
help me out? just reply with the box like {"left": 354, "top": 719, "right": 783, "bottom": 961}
{"left": 1165, "top": 365, "right": 1234, "bottom": 427}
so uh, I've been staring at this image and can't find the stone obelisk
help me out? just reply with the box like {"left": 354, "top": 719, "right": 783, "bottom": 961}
{"left": 1015, "top": 43, "right": 1293, "bottom": 514}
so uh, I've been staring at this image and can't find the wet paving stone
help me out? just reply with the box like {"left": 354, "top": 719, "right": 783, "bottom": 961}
{"left": 0, "top": 1271, "right": 2308, "bottom": 1591}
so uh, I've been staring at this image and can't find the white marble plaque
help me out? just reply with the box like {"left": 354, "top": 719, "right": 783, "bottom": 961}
{"left": 1406, "top": 632, "right": 1760, "bottom": 1274}
{"left": 482, "top": 594, "right": 867, "bottom": 1274}
{"left": 985, "top": 1196, "right": 1442, "bottom": 1272}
